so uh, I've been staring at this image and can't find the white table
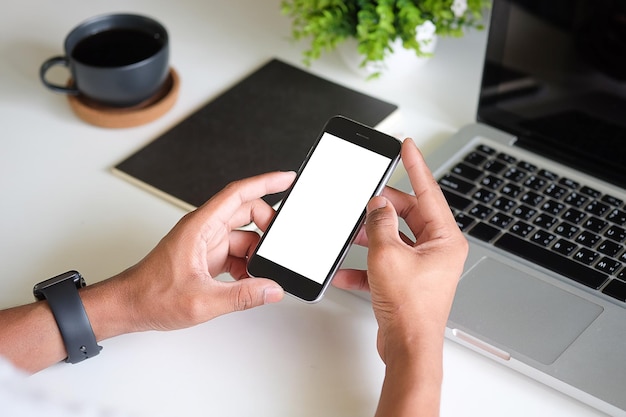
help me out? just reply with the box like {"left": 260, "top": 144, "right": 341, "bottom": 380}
{"left": 0, "top": 0, "right": 605, "bottom": 415}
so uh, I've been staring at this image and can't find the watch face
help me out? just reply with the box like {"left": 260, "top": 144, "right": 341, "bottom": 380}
{"left": 33, "top": 270, "right": 84, "bottom": 300}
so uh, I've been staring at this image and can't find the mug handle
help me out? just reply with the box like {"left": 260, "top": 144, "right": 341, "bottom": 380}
{"left": 39, "top": 56, "right": 80, "bottom": 95}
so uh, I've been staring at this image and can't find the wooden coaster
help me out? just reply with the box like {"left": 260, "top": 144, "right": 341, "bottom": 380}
{"left": 67, "top": 68, "right": 180, "bottom": 128}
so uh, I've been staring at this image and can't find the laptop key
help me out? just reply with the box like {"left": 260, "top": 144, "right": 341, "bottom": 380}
{"left": 441, "top": 189, "right": 472, "bottom": 211}
{"left": 484, "top": 159, "right": 506, "bottom": 174}
{"left": 524, "top": 175, "right": 547, "bottom": 191}
{"left": 605, "top": 225, "right": 626, "bottom": 243}
{"left": 562, "top": 208, "right": 586, "bottom": 224}
{"left": 580, "top": 185, "right": 601, "bottom": 199}
{"left": 533, "top": 213, "right": 558, "bottom": 229}
{"left": 476, "top": 144, "right": 495, "bottom": 155}
{"left": 601, "top": 194, "right": 623, "bottom": 207}
{"left": 503, "top": 167, "right": 526, "bottom": 182}
{"left": 559, "top": 177, "right": 579, "bottom": 189}
{"left": 602, "top": 279, "right": 626, "bottom": 302}
{"left": 452, "top": 162, "right": 483, "bottom": 181}
{"left": 537, "top": 169, "right": 558, "bottom": 181}
{"left": 463, "top": 151, "right": 487, "bottom": 167}
{"left": 480, "top": 174, "right": 504, "bottom": 190}
{"left": 473, "top": 188, "right": 497, "bottom": 203}
{"left": 517, "top": 160, "right": 536, "bottom": 172}
{"left": 468, "top": 222, "right": 500, "bottom": 242}
{"left": 553, "top": 239, "right": 578, "bottom": 256}
{"left": 597, "top": 240, "right": 622, "bottom": 257}
{"left": 555, "top": 222, "right": 580, "bottom": 238}
{"left": 565, "top": 192, "right": 588, "bottom": 208}
{"left": 520, "top": 191, "right": 544, "bottom": 206}
{"left": 595, "top": 257, "right": 622, "bottom": 275}
{"left": 501, "top": 183, "right": 522, "bottom": 198}
{"left": 607, "top": 209, "right": 626, "bottom": 226}
{"left": 455, "top": 213, "right": 475, "bottom": 231}
{"left": 492, "top": 196, "right": 516, "bottom": 212}
{"left": 439, "top": 174, "right": 474, "bottom": 194}
{"left": 489, "top": 213, "right": 514, "bottom": 228}
{"left": 510, "top": 221, "right": 534, "bottom": 237}
{"left": 543, "top": 183, "right": 567, "bottom": 199}
{"left": 513, "top": 204, "right": 537, "bottom": 220}
{"left": 497, "top": 152, "right": 516, "bottom": 164}
{"left": 583, "top": 216, "right": 607, "bottom": 233}
{"left": 575, "top": 231, "right": 602, "bottom": 248}
{"left": 541, "top": 199, "right": 565, "bottom": 215}
{"left": 469, "top": 204, "right": 493, "bottom": 219}
{"left": 494, "top": 233, "right": 608, "bottom": 289}
{"left": 585, "top": 200, "right": 609, "bottom": 217}
{"left": 573, "top": 248, "right": 600, "bottom": 265}
{"left": 531, "top": 230, "right": 557, "bottom": 246}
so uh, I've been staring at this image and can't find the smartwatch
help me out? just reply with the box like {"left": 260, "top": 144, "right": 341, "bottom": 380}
{"left": 33, "top": 270, "right": 102, "bottom": 364}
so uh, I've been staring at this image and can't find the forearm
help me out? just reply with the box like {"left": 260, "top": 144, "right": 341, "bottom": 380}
{"left": 0, "top": 301, "right": 67, "bottom": 372}
{"left": 375, "top": 333, "right": 445, "bottom": 417}
{"left": 0, "top": 271, "right": 136, "bottom": 373}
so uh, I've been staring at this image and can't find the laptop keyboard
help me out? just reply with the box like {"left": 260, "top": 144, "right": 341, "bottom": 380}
{"left": 439, "top": 144, "right": 626, "bottom": 304}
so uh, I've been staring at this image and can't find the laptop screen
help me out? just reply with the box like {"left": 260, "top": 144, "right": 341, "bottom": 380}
{"left": 478, "top": 0, "right": 626, "bottom": 188}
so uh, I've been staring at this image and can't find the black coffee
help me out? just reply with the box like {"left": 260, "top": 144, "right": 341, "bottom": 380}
{"left": 72, "top": 28, "right": 163, "bottom": 67}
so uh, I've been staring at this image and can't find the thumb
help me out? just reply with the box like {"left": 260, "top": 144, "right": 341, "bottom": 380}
{"left": 221, "top": 278, "right": 284, "bottom": 313}
{"left": 365, "top": 196, "right": 400, "bottom": 248}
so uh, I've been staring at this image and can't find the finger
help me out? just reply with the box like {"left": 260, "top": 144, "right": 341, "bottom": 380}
{"left": 364, "top": 196, "right": 401, "bottom": 250}
{"left": 381, "top": 185, "right": 420, "bottom": 221}
{"left": 228, "top": 229, "right": 261, "bottom": 259}
{"left": 332, "top": 269, "right": 370, "bottom": 292}
{"left": 226, "top": 197, "right": 276, "bottom": 231}
{"left": 225, "top": 256, "right": 251, "bottom": 281}
{"left": 351, "top": 225, "right": 370, "bottom": 247}
{"left": 211, "top": 278, "right": 284, "bottom": 314}
{"left": 218, "top": 230, "right": 262, "bottom": 279}
{"left": 399, "top": 139, "right": 456, "bottom": 237}
{"left": 382, "top": 178, "right": 445, "bottom": 245}
{"left": 197, "top": 171, "right": 295, "bottom": 226}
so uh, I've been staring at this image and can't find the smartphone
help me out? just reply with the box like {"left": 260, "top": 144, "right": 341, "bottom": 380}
{"left": 247, "top": 116, "right": 402, "bottom": 302}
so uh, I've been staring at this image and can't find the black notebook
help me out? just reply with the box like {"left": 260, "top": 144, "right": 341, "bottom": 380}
{"left": 113, "top": 58, "right": 400, "bottom": 210}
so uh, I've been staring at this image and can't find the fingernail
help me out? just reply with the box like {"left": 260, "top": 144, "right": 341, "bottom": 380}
{"left": 263, "top": 286, "right": 284, "bottom": 304}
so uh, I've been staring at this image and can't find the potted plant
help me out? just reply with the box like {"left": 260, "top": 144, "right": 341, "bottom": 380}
{"left": 281, "top": 0, "right": 490, "bottom": 77}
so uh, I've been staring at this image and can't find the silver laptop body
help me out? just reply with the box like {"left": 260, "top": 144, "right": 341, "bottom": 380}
{"left": 418, "top": 123, "right": 626, "bottom": 416}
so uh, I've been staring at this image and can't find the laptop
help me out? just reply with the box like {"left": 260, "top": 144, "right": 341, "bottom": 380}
{"left": 345, "top": 0, "right": 626, "bottom": 415}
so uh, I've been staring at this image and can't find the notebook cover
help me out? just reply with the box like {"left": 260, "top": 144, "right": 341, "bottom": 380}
{"left": 113, "top": 58, "right": 399, "bottom": 209}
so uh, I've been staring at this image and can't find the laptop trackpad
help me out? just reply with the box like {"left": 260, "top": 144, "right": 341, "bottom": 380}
{"left": 449, "top": 258, "right": 603, "bottom": 365}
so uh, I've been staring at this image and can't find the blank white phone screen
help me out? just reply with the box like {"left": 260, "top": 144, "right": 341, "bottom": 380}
{"left": 257, "top": 132, "right": 392, "bottom": 284}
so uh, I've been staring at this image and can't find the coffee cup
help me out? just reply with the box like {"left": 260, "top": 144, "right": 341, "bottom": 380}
{"left": 40, "top": 13, "right": 169, "bottom": 108}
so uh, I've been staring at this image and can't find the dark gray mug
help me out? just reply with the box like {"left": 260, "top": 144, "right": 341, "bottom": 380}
{"left": 40, "top": 13, "right": 169, "bottom": 107}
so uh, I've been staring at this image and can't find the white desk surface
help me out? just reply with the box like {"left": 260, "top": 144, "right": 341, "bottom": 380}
{"left": 0, "top": 0, "right": 606, "bottom": 416}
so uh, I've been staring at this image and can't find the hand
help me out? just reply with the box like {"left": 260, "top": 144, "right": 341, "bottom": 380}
{"left": 334, "top": 138, "right": 467, "bottom": 360}
{"left": 92, "top": 171, "right": 296, "bottom": 334}
{"left": 0, "top": 171, "right": 296, "bottom": 373}
{"left": 333, "top": 139, "right": 468, "bottom": 416}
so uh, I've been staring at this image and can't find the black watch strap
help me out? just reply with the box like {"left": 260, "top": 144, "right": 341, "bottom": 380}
{"left": 33, "top": 271, "right": 102, "bottom": 364}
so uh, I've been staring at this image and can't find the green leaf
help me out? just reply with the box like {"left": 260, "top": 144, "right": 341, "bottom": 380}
{"left": 281, "top": 0, "right": 490, "bottom": 73}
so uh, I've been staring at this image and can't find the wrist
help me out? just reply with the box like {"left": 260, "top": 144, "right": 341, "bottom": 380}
{"left": 376, "top": 328, "right": 445, "bottom": 417}
{"left": 379, "top": 310, "right": 447, "bottom": 362}
{"left": 80, "top": 269, "right": 139, "bottom": 341}
{"left": 383, "top": 328, "right": 445, "bottom": 372}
